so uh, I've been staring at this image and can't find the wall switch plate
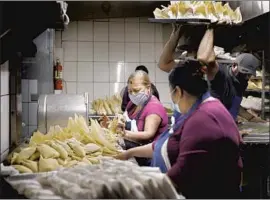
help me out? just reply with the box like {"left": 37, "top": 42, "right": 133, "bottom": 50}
{"left": 31, "top": 94, "right": 39, "bottom": 102}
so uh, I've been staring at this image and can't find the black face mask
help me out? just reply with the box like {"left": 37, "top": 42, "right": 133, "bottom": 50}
{"left": 237, "top": 73, "right": 250, "bottom": 81}
{"left": 236, "top": 73, "right": 249, "bottom": 92}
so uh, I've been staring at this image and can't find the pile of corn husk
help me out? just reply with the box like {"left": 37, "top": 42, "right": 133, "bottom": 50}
{"left": 153, "top": 1, "right": 242, "bottom": 24}
{"left": 7, "top": 114, "right": 121, "bottom": 174}
{"left": 90, "top": 94, "right": 122, "bottom": 115}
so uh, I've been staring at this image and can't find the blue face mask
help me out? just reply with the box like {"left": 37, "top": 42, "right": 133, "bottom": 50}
{"left": 171, "top": 102, "right": 181, "bottom": 113}
{"left": 170, "top": 87, "right": 181, "bottom": 114}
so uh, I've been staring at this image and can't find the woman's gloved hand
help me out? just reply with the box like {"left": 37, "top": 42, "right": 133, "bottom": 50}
{"left": 116, "top": 115, "right": 126, "bottom": 136}
{"left": 117, "top": 122, "right": 126, "bottom": 136}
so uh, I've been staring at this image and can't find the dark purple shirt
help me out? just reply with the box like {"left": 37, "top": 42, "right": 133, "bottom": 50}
{"left": 155, "top": 100, "right": 243, "bottom": 198}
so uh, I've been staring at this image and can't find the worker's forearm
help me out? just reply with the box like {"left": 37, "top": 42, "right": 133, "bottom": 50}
{"left": 197, "top": 28, "right": 215, "bottom": 65}
{"left": 158, "top": 27, "right": 182, "bottom": 72}
{"left": 197, "top": 27, "right": 219, "bottom": 80}
{"left": 128, "top": 143, "right": 153, "bottom": 158}
{"left": 160, "top": 33, "right": 179, "bottom": 62}
{"left": 125, "top": 130, "right": 152, "bottom": 141}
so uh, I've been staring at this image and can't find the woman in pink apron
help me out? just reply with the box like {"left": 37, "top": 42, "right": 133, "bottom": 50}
{"left": 120, "top": 70, "right": 168, "bottom": 166}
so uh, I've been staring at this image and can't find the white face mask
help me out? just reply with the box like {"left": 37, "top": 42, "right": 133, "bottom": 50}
{"left": 171, "top": 101, "right": 181, "bottom": 113}
{"left": 170, "top": 87, "right": 181, "bottom": 113}
{"left": 129, "top": 92, "right": 149, "bottom": 106}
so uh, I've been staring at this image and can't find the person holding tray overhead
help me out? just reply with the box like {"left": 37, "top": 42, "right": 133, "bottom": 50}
{"left": 116, "top": 59, "right": 243, "bottom": 199}
{"left": 158, "top": 24, "right": 261, "bottom": 122}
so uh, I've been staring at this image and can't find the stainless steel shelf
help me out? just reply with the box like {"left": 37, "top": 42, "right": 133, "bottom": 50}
{"left": 242, "top": 140, "right": 269, "bottom": 144}
{"left": 245, "top": 89, "right": 270, "bottom": 94}
{"left": 242, "top": 133, "right": 270, "bottom": 144}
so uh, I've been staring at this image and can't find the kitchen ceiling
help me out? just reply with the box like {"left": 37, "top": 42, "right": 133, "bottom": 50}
{"left": 67, "top": 1, "right": 269, "bottom": 21}
{"left": 66, "top": 1, "right": 169, "bottom": 20}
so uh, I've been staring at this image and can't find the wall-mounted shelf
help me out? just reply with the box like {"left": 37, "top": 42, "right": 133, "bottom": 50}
{"left": 244, "top": 51, "right": 270, "bottom": 119}
{"left": 245, "top": 89, "right": 270, "bottom": 94}
{"left": 250, "top": 76, "right": 270, "bottom": 81}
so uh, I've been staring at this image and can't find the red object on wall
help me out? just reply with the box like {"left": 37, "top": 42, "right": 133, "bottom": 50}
{"left": 54, "top": 59, "right": 63, "bottom": 90}
{"left": 54, "top": 59, "right": 63, "bottom": 79}
{"left": 54, "top": 79, "right": 63, "bottom": 90}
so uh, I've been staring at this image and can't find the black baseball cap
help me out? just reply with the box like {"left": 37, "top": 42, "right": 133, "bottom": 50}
{"left": 235, "top": 53, "right": 261, "bottom": 76}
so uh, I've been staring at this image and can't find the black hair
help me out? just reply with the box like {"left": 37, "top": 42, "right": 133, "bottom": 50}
{"left": 135, "top": 65, "right": 149, "bottom": 74}
{"left": 169, "top": 59, "right": 209, "bottom": 97}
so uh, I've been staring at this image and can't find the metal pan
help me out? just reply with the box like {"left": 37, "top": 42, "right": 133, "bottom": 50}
{"left": 148, "top": 18, "right": 243, "bottom": 26}
{"left": 148, "top": 18, "right": 211, "bottom": 24}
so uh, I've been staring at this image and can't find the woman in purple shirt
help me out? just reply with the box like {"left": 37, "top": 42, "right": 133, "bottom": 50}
{"left": 117, "top": 59, "right": 243, "bottom": 199}
{"left": 120, "top": 70, "right": 168, "bottom": 166}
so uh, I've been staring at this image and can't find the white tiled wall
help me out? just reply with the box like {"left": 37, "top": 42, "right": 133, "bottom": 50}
{"left": 1, "top": 61, "right": 10, "bottom": 162}
{"left": 55, "top": 17, "right": 171, "bottom": 107}
{"left": 21, "top": 79, "right": 38, "bottom": 137}
{"left": 21, "top": 30, "right": 54, "bottom": 137}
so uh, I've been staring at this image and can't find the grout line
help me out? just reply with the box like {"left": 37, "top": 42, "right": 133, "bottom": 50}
{"left": 64, "top": 81, "right": 135, "bottom": 84}
{"left": 60, "top": 30, "right": 63, "bottom": 49}
{"left": 92, "top": 20, "right": 95, "bottom": 99}
{"left": 0, "top": 94, "right": 10, "bottom": 97}
{"left": 0, "top": 69, "right": 1, "bottom": 99}
{"left": 139, "top": 21, "right": 141, "bottom": 64}
{"left": 61, "top": 40, "right": 160, "bottom": 44}
{"left": 124, "top": 17, "right": 126, "bottom": 83}
{"left": 76, "top": 81, "right": 126, "bottom": 84}
{"left": 78, "top": 61, "right": 156, "bottom": 64}
{"left": 76, "top": 21, "right": 78, "bottom": 94}
{"left": 154, "top": 23, "right": 157, "bottom": 84}
{"left": 27, "top": 78, "right": 30, "bottom": 130}
{"left": 91, "top": 20, "right": 94, "bottom": 89}
{"left": 76, "top": 21, "right": 79, "bottom": 91}
{"left": 108, "top": 19, "right": 111, "bottom": 96}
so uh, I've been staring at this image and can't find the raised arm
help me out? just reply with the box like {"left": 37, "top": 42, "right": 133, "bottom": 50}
{"left": 197, "top": 26, "right": 219, "bottom": 80}
{"left": 158, "top": 24, "right": 183, "bottom": 73}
